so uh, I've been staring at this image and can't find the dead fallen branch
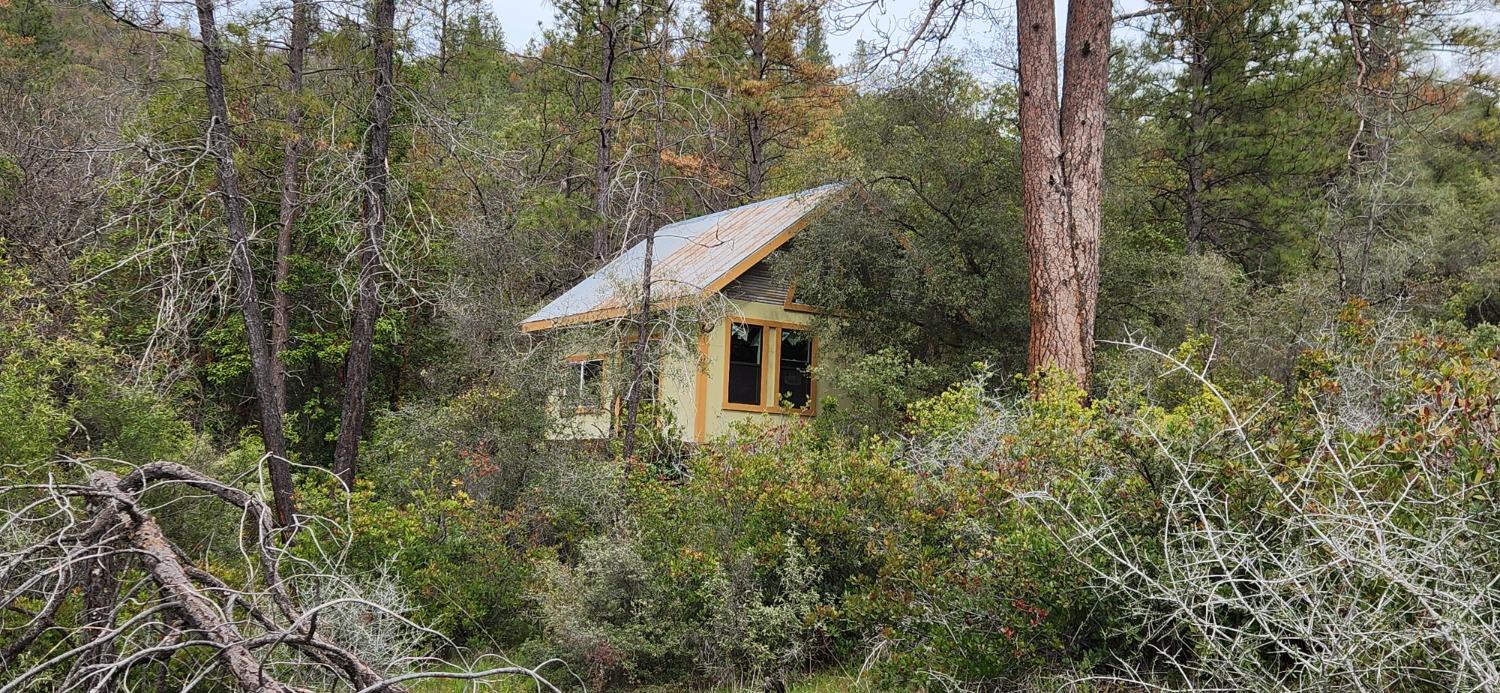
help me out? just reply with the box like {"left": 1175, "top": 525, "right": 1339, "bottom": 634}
{"left": 0, "top": 459, "right": 557, "bottom": 692}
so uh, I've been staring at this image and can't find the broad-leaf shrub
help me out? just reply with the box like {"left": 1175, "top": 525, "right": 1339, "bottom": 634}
{"left": 531, "top": 314, "right": 1500, "bottom": 690}
{"left": 298, "top": 474, "right": 537, "bottom": 649}
{"left": 536, "top": 398, "right": 1108, "bottom": 689}
{"left": 0, "top": 247, "right": 192, "bottom": 467}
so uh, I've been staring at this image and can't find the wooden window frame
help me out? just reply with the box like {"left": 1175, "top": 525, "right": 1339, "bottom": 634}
{"left": 563, "top": 353, "right": 607, "bottom": 415}
{"left": 721, "top": 317, "right": 817, "bottom": 416}
{"left": 783, "top": 284, "right": 819, "bottom": 314}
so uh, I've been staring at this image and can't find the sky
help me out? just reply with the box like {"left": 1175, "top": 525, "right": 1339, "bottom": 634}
{"left": 486, "top": 0, "right": 1500, "bottom": 78}
{"left": 486, "top": 0, "right": 1163, "bottom": 81}
{"left": 490, "top": 0, "right": 1024, "bottom": 67}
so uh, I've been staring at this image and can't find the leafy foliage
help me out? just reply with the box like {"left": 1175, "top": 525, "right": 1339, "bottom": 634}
{"left": 4, "top": 0, "right": 1500, "bottom": 690}
{"left": 0, "top": 246, "right": 193, "bottom": 466}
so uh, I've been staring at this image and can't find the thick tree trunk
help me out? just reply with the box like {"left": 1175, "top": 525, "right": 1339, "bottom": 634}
{"left": 74, "top": 513, "right": 121, "bottom": 678}
{"left": 1015, "top": 0, "right": 1110, "bottom": 389}
{"left": 1058, "top": 0, "right": 1109, "bottom": 381}
{"left": 272, "top": 0, "right": 310, "bottom": 421}
{"left": 1017, "top": 0, "right": 1081, "bottom": 381}
{"left": 89, "top": 471, "right": 305, "bottom": 693}
{"left": 593, "top": 0, "right": 620, "bottom": 261}
{"left": 79, "top": 467, "right": 403, "bottom": 692}
{"left": 332, "top": 0, "right": 395, "bottom": 487}
{"left": 194, "top": 0, "right": 297, "bottom": 525}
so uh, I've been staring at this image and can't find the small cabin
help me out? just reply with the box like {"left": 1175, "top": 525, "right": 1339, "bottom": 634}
{"left": 520, "top": 184, "right": 846, "bottom": 443}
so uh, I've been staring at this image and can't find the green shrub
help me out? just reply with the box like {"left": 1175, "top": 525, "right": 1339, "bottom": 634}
{"left": 811, "top": 347, "right": 949, "bottom": 439}
{"left": 298, "top": 474, "right": 537, "bottom": 649}
{"left": 530, "top": 534, "right": 687, "bottom": 689}
{"left": 534, "top": 386, "right": 1109, "bottom": 689}
{"left": 0, "top": 246, "right": 193, "bottom": 468}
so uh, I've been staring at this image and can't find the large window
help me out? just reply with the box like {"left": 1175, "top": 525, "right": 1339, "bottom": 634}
{"left": 726, "top": 323, "right": 763, "bottom": 405}
{"left": 724, "top": 321, "right": 815, "bottom": 412}
{"left": 777, "top": 329, "right": 813, "bottom": 408}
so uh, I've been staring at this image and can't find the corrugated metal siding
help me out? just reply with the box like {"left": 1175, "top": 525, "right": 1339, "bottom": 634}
{"left": 722, "top": 256, "right": 790, "bottom": 305}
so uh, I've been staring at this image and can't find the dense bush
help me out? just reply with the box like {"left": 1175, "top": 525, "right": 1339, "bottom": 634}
{"left": 519, "top": 309, "right": 1500, "bottom": 691}
{"left": 528, "top": 380, "right": 1110, "bottom": 689}
{"left": 0, "top": 248, "right": 194, "bottom": 468}
{"left": 297, "top": 474, "right": 539, "bottom": 648}
{"left": 1044, "top": 314, "right": 1500, "bottom": 690}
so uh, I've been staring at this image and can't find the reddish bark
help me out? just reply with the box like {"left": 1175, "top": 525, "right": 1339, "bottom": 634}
{"left": 1015, "top": 0, "right": 1111, "bottom": 389}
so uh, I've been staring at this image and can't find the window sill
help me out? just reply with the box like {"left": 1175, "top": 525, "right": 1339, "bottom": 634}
{"left": 721, "top": 402, "right": 816, "bottom": 417}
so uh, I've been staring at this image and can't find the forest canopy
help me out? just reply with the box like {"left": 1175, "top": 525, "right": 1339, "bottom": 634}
{"left": 3, "top": 0, "right": 1500, "bottom": 689}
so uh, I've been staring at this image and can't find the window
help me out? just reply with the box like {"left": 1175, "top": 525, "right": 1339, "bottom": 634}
{"left": 777, "top": 329, "right": 812, "bottom": 408}
{"left": 726, "top": 323, "right": 763, "bottom": 405}
{"left": 783, "top": 284, "right": 817, "bottom": 313}
{"left": 567, "top": 358, "right": 603, "bottom": 411}
{"left": 723, "top": 320, "right": 816, "bottom": 413}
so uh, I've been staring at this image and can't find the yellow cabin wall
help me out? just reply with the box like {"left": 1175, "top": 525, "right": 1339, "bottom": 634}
{"left": 679, "top": 299, "right": 819, "bottom": 441}
{"left": 546, "top": 363, "right": 614, "bottom": 441}
{"left": 546, "top": 298, "right": 821, "bottom": 443}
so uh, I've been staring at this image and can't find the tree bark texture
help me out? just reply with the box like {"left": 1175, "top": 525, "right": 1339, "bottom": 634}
{"left": 593, "top": 0, "right": 620, "bottom": 261}
{"left": 194, "top": 0, "right": 297, "bottom": 525}
{"left": 1015, "top": 0, "right": 1110, "bottom": 389}
{"left": 75, "top": 495, "right": 121, "bottom": 678}
{"left": 88, "top": 471, "right": 305, "bottom": 693}
{"left": 745, "top": 0, "right": 768, "bottom": 199}
{"left": 68, "top": 466, "right": 405, "bottom": 692}
{"left": 620, "top": 228, "right": 654, "bottom": 461}
{"left": 272, "top": 0, "right": 310, "bottom": 420}
{"left": 1182, "top": 13, "right": 1209, "bottom": 330}
{"left": 333, "top": 0, "right": 395, "bottom": 487}
{"left": 621, "top": 12, "right": 673, "bottom": 461}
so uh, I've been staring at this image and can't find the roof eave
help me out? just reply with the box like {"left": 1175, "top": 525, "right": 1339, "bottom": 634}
{"left": 519, "top": 183, "right": 850, "bottom": 334}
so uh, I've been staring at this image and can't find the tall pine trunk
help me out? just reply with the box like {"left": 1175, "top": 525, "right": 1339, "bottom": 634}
{"left": 745, "top": 0, "right": 768, "bottom": 199}
{"left": 1182, "top": 18, "right": 1209, "bottom": 331}
{"left": 272, "top": 0, "right": 310, "bottom": 420}
{"left": 621, "top": 11, "right": 674, "bottom": 461}
{"left": 593, "top": 0, "right": 620, "bottom": 261}
{"left": 620, "top": 227, "right": 655, "bottom": 461}
{"left": 1016, "top": 0, "right": 1110, "bottom": 390}
{"left": 193, "top": 0, "right": 297, "bottom": 525}
{"left": 332, "top": 0, "right": 394, "bottom": 487}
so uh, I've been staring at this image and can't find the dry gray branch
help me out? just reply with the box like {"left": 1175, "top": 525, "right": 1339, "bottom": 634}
{"left": 0, "top": 458, "right": 559, "bottom": 692}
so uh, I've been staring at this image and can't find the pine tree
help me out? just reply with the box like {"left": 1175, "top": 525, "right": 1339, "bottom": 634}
{"left": 694, "top": 0, "right": 843, "bottom": 202}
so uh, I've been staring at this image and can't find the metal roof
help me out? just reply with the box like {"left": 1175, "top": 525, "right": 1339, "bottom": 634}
{"left": 521, "top": 183, "right": 846, "bottom": 332}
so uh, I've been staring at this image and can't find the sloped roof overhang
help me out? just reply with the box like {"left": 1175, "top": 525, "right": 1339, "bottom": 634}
{"left": 519, "top": 183, "right": 846, "bottom": 333}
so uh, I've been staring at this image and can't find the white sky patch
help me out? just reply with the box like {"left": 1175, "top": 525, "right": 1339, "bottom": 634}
{"left": 489, "top": 0, "right": 1152, "bottom": 73}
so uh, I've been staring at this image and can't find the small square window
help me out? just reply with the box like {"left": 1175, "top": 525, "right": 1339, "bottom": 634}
{"left": 567, "top": 359, "right": 603, "bottom": 410}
